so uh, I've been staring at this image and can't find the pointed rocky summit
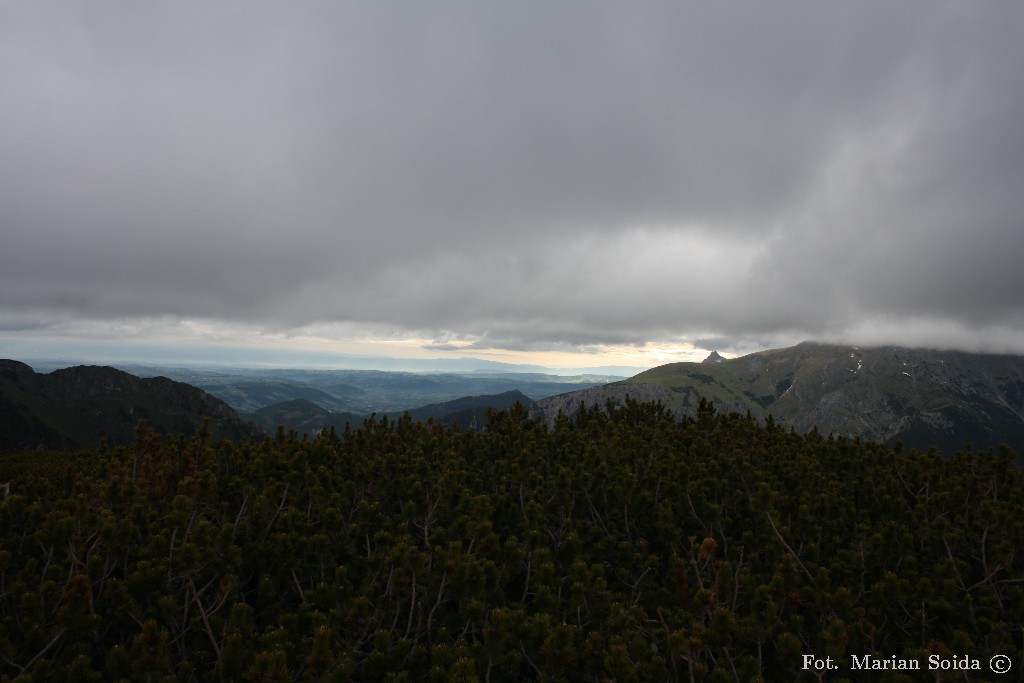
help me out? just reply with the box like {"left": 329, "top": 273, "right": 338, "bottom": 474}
{"left": 702, "top": 350, "right": 726, "bottom": 364}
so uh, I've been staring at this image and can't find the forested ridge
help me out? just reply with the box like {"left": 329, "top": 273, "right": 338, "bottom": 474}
{"left": 1, "top": 400, "right": 1021, "bottom": 682}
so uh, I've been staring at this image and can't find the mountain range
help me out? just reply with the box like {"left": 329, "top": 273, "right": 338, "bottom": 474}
{"left": 4, "top": 341, "right": 1024, "bottom": 458}
{"left": 539, "top": 341, "right": 1024, "bottom": 458}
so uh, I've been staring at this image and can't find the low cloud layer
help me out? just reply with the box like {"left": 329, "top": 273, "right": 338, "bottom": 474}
{"left": 3, "top": 2, "right": 1024, "bottom": 359}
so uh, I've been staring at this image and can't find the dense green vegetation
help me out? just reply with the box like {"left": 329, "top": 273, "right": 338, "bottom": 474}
{"left": 1, "top": 400, "right": 1021, "bottom": 681}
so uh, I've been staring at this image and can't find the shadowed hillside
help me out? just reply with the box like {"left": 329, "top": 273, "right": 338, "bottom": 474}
{"left": 0, "top": 360, "right": 257, "bottom": 451}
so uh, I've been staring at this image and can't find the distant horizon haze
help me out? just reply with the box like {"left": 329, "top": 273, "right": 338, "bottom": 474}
{"left": 0, "top": 334, "right": 679, "bottom": 375}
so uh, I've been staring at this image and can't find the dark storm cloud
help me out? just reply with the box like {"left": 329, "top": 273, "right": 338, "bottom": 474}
{"left": 2, "top": 2, "right": 1024, "bottom": 353}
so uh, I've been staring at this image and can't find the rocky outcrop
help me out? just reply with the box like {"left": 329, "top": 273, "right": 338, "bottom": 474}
{"left": 702, "top": 351, "right": 726, "bottom": 364}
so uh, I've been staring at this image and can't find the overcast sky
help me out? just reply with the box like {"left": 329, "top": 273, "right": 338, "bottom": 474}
{"left": 2, "top": 2, "right": 1024, "bottom": 369}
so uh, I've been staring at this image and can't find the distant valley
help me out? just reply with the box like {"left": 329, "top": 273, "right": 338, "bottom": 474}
{"left": 115, "top": 365, "right": 623, "bottom": 415}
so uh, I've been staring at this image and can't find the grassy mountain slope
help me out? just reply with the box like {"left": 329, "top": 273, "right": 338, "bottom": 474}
{"left": 624, "top": 341, "right": 1024, "bottom": 456}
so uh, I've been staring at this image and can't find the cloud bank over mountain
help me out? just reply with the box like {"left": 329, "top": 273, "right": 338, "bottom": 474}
{"left": 2, "top": 2, "right": 1023, "bottom": 360}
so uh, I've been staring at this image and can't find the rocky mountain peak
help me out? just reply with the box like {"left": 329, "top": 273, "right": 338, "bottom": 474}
{"left": 702, "top": 351, "right": 726, "bottom": 364}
